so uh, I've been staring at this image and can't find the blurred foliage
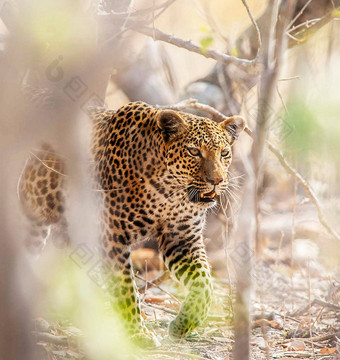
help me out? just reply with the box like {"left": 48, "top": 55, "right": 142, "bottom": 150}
{"left": 281, "top": 99, "right": 320, "bottom": 159}
{"left": 17, "top": 0, "right": 96, "bottom": 70}
{"left": 42, "top": 255, "right": 136, "bottom": 360}
{"left": 282, "top": 94, "right": 340, "bottom": 167}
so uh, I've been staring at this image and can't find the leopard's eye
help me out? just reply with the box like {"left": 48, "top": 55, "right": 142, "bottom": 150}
{"left": 221, "top": 149, "right": 231, "bottom": 158}
{"left": 187, "top": 147, "right": 201, "bottom": 157}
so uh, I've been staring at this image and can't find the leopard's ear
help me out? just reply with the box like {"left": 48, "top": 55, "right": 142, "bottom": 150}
{"left": 219, "top": 115, "right": 246, "bottom": 145}
{"left": 157, "top": 110, "right": 187, "bottom": 142}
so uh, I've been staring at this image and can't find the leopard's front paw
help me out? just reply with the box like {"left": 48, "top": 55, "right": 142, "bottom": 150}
{"left": 131, "top": 331, "right": 160, "bottom": 348}
{"left": 168, "top": 317, "right": 196, "bottom": 340}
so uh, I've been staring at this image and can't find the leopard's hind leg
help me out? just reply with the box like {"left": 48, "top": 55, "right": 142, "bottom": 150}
{"left": 22, "top": 219, "right": 50, "bottom": 256}
{"left": 18, "top": 144, "right": 68, "bottom": 255}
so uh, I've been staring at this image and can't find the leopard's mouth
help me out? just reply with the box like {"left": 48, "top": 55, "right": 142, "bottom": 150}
{"left": 188, "top": 186, "right": 216, "bottom": 203}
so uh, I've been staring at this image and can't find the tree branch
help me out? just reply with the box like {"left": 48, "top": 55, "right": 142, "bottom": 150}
{"left": 131, "top": 24, "right": 259, "bottom": 68}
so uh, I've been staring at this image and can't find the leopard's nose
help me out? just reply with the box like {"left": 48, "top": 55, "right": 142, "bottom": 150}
{"left": 206, "top": 177, "right": 223, "bottom": 185}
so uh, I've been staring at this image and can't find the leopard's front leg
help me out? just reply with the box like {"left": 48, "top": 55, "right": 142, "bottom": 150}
{"left": 159, "top": 227, "right": 213, "bottom": 339}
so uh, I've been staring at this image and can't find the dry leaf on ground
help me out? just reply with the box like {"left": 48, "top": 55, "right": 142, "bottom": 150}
{"left": 320, "top": 347, "right": 338, "bottom": 354}
{"left": 286, "top": 340, "right": 306, "bottom": 351}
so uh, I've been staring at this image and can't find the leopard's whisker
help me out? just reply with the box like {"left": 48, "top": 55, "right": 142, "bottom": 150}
{"left": 224, "top": 187, "right": 241, "bottom": 205}
{"left": 228, "top": 173, "right": 245, "bottom": 180}
{"left": 227, "top": 182, "right": 242, "bottom": 191}
{"left": 221, "top": 191, "right": 235, "bottom": 221}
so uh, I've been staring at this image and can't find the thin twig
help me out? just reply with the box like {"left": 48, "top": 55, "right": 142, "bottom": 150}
{"left": 276, "top": 351, "right": 312, "bottom": 358}
{"left": 273, "top": 312, "right": 301, "bottom": 324}
{"left": 217, "top": 63, "right": 239, "bottom": 115}
{"left": 276, "top": 86, "right": 289, "bottom": 115}
{"left": 144, "top": 302, "right": 230, "bottom": 322}
{"left": 261, "top": 320, "right": 271, "bottom": 360}
{"left": 290, "top": 157, "right": 297, "bottom": 311}
{"left": 307, "top": 259, "right": 316, "bottom": 358}
{"left": 141, "top": 260, "right": 148, "bottom": 302}
{"left": 138, "top": 271, "right": 170, "bottom": 293}
{"left": 303, "top": 339, "right": 326, "bottom": 348}
{"left": 287, "top": 13, "right": 333, "bottom": 44}
{"left": 278, "top": 76, "right": 300, "bottom": 81}
{"left": 267, "top": 142, "right": 340, "bottom": 242}
{"left": 306, "top": 331, "right": 340, "bottom": 342}
{"left": 286, "top": 0, "right": 314, "bottom": 31}
{"left": 100, "top": 0, "right": 176, "bottom": 47}
{"left": 33, "top": 332, "right": 69, "bottom": 346}
{"left": 223, "top": 216, "right": 234, "bottom": 305}
{"left": 290, "top": 298, "right": 340, "bottom": 317}
{"left": 287, "top": 32, "right": 304, "bottom": 43}
{"left": 144, "top": 350, "right": 207, "bottom": 360}
{"left": 281, "top": 331, "right": 340, "bottom": 344}
{"left": 241, "top": 0, "right": 262, "bottom": 55}
{"left": 101, "top": 0, "right": 176, "bottom": 19}
{"left": 152, "top": 0, "right": 155, "bottom": 40}
{"left": 274, "top": 231, "right": 284, "bottom": 269}
{"left": 143, "top": 302, "right": 177, "bottom": 316}
{"left": 136, "top": 273, "right": 180, "bottom": 303}
{"left": 29, "top": 152, "right": 67, "bottom": 177}
{"left": 289, "top": 18, "right": 321, "bottom": 32}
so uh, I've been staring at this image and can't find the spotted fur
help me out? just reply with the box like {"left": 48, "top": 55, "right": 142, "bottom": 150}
{"left": 18, "top": 101, "right": 245, "bottom": 342}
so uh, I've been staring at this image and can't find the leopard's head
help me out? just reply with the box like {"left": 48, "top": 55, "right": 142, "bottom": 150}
{"left": 157, "top": 109, "right": 245, "bottom": 207}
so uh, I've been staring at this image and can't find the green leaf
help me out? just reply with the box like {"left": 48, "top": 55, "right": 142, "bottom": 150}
{"left": 200, "top": 36, "right": 214, "bottom": 52}
{"left": 199, "top": 25, "right": 210, "bottom": 33}
{"left": 332, "top": 8, "right": 340, "bottom": 18}
{"left": 230, "top": 47, "right": 239, "bottom": 57}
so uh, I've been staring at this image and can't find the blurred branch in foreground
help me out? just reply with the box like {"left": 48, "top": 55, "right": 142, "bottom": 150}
{"left": 0, "top": 198, "right": 34, "bottom": 360}
{"left": 233, "top": 0, "right": 296, "bottom": 358}
{"left": 0, "top": 1, "right": 111, "bottom": 359}
{"left": 0, "top": 58, "right": 35, "bottom": 360}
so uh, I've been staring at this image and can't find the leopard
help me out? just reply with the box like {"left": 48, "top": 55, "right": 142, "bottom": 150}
{"left": 18, "top": 101, "right": 245, "bottom": 343}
